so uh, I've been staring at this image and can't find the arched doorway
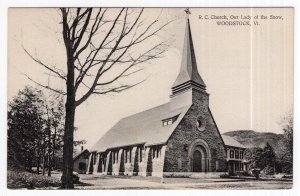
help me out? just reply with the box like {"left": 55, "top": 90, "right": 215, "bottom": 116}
{"left": 193, "top": 150, "right": 202, "bottom": 172}
{"left": 189, "top": 139, "right": 211, "bottom": 172}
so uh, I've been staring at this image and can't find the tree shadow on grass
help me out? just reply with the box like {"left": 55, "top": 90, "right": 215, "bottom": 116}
{"left": 75, "top": 181, "right": 94, "bottom": 187}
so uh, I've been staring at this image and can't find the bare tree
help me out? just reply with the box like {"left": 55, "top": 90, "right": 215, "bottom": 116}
{"left": 24, "top": 8, "right": 171, "bottom": 188}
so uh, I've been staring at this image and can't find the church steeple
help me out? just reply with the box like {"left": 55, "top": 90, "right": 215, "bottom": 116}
{"left": 171, "top": 10, "right": 206, "bottom": 97}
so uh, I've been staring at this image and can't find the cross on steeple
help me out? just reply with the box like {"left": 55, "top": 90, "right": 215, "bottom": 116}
{"left": 184, "top": 8, "right": 191, "bottom": 19}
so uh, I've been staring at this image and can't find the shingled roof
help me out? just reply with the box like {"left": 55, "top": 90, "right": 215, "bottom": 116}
{"left": 91, "top": 102, "right": 191, "bottom": 152}
{"left": 221, "top": 135, "right": 246, "bottom": 149}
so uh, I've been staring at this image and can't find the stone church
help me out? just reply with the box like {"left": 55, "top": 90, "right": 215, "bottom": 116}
{"left": 87, "top": 16, "right": 247, "bottom": 177}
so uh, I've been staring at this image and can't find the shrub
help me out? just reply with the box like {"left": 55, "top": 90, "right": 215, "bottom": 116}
{"left": 282, "top": 174, "right": 293, "bottom": 179}
{"left": 261, "top": 165, "right": 275, "bottom": 175}
{"left": 7, "top": 170, "right": 60, "bottom": 189}
{"left": 220, "top": 173, "right": 229, "bottom": 178}
{"left": 236, "top": 171, "right": 251, "bottom": 176}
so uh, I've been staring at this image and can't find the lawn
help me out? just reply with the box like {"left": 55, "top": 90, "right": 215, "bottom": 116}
{"left": 72, "top": 174, "right": 293, "bottom": 190}
{"left": 7, "top": 171, "right": 293, "bottom": 190}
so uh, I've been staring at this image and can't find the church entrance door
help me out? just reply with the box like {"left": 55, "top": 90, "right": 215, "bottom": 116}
{"left": 193, "top": 150, "right": 202, "bottom": 172}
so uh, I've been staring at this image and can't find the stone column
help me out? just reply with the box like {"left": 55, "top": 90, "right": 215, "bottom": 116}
{"left": 114, "top": 149, "right": 123, "bottom": 175}
{"left": 86, "top": 153, "right": 93, "bottom": 174}
{"left": 201, "top": 158, "right": 206, "bottom": 172}
{"left": 129, "top": 147, "right": 137, "bottom": 176}
{"left": 207, "top": 158, "right": 211, "bottom": 172}
{"left": 94, "top": 153, "right": 100, "bottom": 174}
{"left": 105, "top": 151, "right": 111, "bottom": 174}
{"left": 140, "top": 147, "right": 150, "bottom": 176}
{"left": 152, "top": 145, "right": 166, "bottom": 177}
{"left": 102, "top": 157, "right": 105, "bottom": 174}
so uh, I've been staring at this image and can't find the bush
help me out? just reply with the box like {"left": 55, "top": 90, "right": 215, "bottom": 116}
{"left": 261, "top": 165, "right": 275, "bottom": 175}
{"left": 7, "top": 170, "right": 60, "bottom": 189}
{"left": 282, "top": 174, "right": 293, "bottom": 179}
{"left": 163, "top": 173, "right": 191, "bottom": 178}
{"left": 236, "top": 171, "right": 251, "bottom": 177}
{"left": 220, "top": 173, "right": 229, "bottom": 178}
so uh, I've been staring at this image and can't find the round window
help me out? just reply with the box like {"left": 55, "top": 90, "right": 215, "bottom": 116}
{"left": 196, "top": 116, "right": 205, "bottom": 131}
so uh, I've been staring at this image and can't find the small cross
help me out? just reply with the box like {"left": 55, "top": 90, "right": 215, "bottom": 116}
{"left": 184, "top": 8, "right": 191, "bottom": 19}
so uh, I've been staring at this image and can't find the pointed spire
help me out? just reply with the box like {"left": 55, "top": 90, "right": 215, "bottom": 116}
{"left": 171, "top": 10, "right": 206, "bottom": 96}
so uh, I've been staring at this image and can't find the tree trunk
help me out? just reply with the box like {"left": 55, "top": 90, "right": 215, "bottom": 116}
{"left": 42, "top": 154, "right": 45, "bottom": 176}
{"left": 61, "top": 89, "right": 75, "bottom": 188}
{"left": 48, "top": 119, "right": 52, "bottom": 176}
{"left": 42, "top": 133, "right": 46, "bottom": 176}
{"left": 37, "top": 153, "right": 40, "bottom": 175}
{"left": 52, "top": 126, "right": 56, "bottom": 170}
{"left": 61, "top": 48, "right": 76, "bottom": 189}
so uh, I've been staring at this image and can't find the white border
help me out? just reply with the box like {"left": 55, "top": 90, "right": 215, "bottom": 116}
{"left": 1, "top": 1, "right": 299, "bottom": 196}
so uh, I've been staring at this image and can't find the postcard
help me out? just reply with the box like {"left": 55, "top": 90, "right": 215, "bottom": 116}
{"left": 7, "top": 7, "right": 293, "bottom": 190}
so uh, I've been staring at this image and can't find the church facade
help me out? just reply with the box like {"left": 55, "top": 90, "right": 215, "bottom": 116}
{"left": 86, "top": 16, "right": 247, "bottom": 177}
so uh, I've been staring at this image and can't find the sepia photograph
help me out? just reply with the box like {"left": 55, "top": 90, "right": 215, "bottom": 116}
{"left": 6, "top": 7, "right": 293, "bottom": 190}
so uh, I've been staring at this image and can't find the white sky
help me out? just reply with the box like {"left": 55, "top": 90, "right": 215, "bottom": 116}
{"left": 8, "top": 8, "right": 293, "bottom": 149}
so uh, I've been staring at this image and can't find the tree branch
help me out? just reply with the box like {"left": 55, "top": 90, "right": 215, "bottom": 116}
{"left": 97, "top": 40, "right": 168, "bottom": 86}
{"left": 73, "top": 9, "right": 106, "bottom": 60}
{"left": 72, "top": 8, "right": 93, "bottom": 53}
{"left": 74, "top": 8, "right": 125, "bottom": 93}
{"left": 92, "top": 79, "right": 145, "bottom": 95}
{"left": 22, "top": 46, "right": 67, "bottom": 81}
{"left": 24, "top": 74, "right": 66, "bottom": 95}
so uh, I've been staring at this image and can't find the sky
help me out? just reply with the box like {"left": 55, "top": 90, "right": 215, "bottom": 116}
{"left": 8, "top": 8, "right": 293, "bottom": 149}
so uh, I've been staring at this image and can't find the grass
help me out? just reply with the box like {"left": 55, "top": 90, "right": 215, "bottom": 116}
{"left": 7, "top": 170, "right": 61, "bottom": 189}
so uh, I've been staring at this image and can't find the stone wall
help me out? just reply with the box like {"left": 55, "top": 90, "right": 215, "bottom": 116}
{"left": 164, "top": 90, "right": 227, "bottom": 172}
